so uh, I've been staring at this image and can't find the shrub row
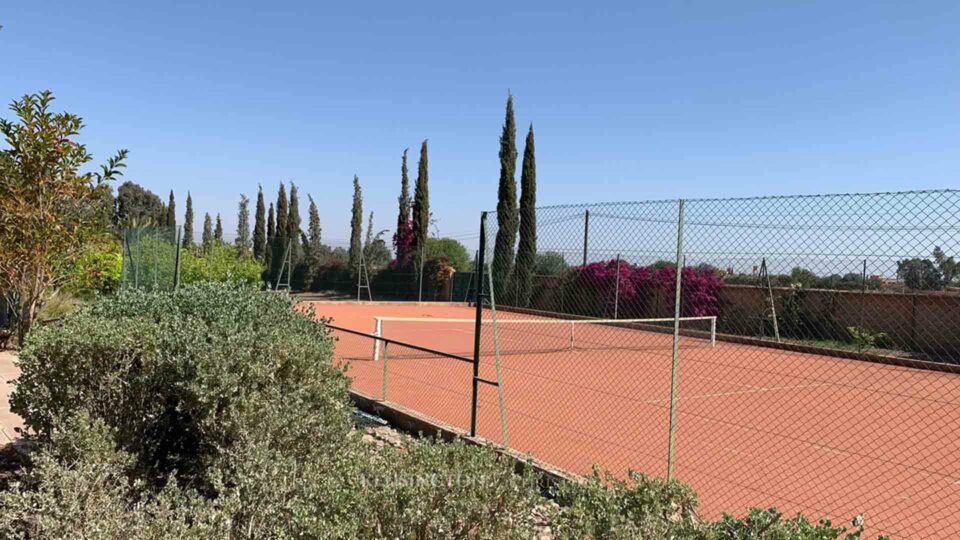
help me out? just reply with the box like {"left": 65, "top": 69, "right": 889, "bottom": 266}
{"left": 2, "top": 284, "right": 884, "bottom": 539}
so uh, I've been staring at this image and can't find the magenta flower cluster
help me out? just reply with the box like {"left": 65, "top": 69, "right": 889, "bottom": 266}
{"left": 568, "top": 259, "right": 723, "bottom": 317}
{"left": 391, "top": 219, "right": 417, "bottom": 269}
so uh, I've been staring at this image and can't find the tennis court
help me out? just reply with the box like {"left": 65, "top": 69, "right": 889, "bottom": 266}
{"left": 311, "top": 300, "right": 960, "bottom": 539}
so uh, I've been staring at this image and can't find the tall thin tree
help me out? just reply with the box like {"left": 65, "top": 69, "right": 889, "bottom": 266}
{"left": 253, "top": 185, "right": 266, "bottom": 260}
{"left": 183, "top": 192, "right": 195, "bottom": 248}
{"left": 412, "top": 140, "right": 430, "bottom": 263}
{"left": 166, "top": 190, "right": 176, "bottom": 228}
{"left": 202, "top": 212, "right": 213, "bottom": 251}
{"left": 307, "top": 194, "right": 323, "bottom": 267}
{"left": 288, "top": 182, "right": 303, "bottom": 262}
{"left": 492, "top": 94, "right": 518, "bottom": 300}
{"left": 395, "top": 148, "right": 413, "bottom": 264}
{"left": 513, "top": 124, "right": 537, "bottom": 306}
{"left": 214, "top": 213, "right": 223, "bottom": 244}
{"left": 275, "top": 182, "right": 288, "bottom": 247}
{"left": 266, "top": 202, "right": 276, "bottom": 268}
{"left": 365, "top": 211, "right": 375, "bottom": 249}
{"left": 349, "top": 175, "right": 364, "bottom": 271}
{"left": 236, "top": 195, "right": 251, "bottom": 254}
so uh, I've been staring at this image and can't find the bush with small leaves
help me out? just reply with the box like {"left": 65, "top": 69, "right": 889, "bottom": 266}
{"left": 360, "top": 439, "right": 544, "bottom": 538}
{"left": 551, "top": 467, "right": 700, "bottom": 539}
{"left": 700, "top": 507, "right": 888, "bottom": 540}
{"left": 0, "top": 413, "right": 234, "bottom": 539}
{"left": 11, "top": 283, "right": 352, "bottom": 490}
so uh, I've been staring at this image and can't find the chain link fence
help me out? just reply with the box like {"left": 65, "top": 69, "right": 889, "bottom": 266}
{"left": 120, "top": 226, "right": 181, "bottom": 291}
{"left": 467, "top": 189, "right": 960, "bottom": 538}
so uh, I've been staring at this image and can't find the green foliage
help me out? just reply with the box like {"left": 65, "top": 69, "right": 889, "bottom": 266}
{"left": 0, "top": 413, "right": 233, "bottom": 539}
{"left": 120, "top": 228, "right": 179, "bottom": 292}
{"left": 534, "top": 251, "right": 569, "bottom": 276}
{"left": 789, "top": 267, "right": 819, "bottom": 288}
{"left": 551, "top": 467, "right": 699, "bottom": 539}
{"left": 349, "top": 175, "right": 363, "bottom": 271}
{"left": 895, "top": 247, "right": 958, "bottom": 291}
{"left": 235, "top": 194, "right": 251, "bottom": 254}
{"left": 513, "top": 124, "right": 537, "bottom": 306}
{"left": 182, "top": 192, "right": 194, "bottom": 248}
{"left": 288, "top": 182, "right": 303, "bottom": 263}
{"left": 11, "top": 283, "right": 350, "bottom": 490}
{"left": 847, "top": 326, "right": 888, "bottom": 352}
{"left": 358, "top": 439, "right": 543, "bottom": 538}
{"left": 425, "top": 237, "right": 472, "bottom": 273}
{"left": 896, "top": 258, "right": 941, "bottom": 290}
{"left": 179, "top": 244, "right": 263, "bottom": 285}
{"left": 201, "top": 213, "right": 213, "bottom": 251}
{"left": 306, "top": 194, "right": 323, "bottom": 267}
{"left": 702, "top": 508, "right": 880, "bottom": 540}
{"left": 115, "top": 181, "right": 164, "bottom": 227}
{"left": 35, "top": 290, "right": 82, "bottom": 322}
{"left": 165, "top": 190, "right": 176, "bottom": 228}
{"left": 275, "top": 182, "right": 288, "bottom": 244}
{"left": 412, "top": 140, "right": 430, "bottom": 258}
{"left": 253, "top": 186, "right": 266, "bottom": 260}
{"left": 395, "top": 148, "right": 414, "bottom": 264}
{"left": 265, "top": 202, "right": 275, "bottom": 268}
{"left": 64, "top": 237, "right": 122, "bottom": 297}
{"left": 213, "top": 213, "right": 223, "bottom": 244}
{"left": 492, "top": 94, "right": 518, "bottom": 301}
{"left": 933, "top": 246, "right": 958, "bottom": 285}
{"left": 0, "top": 90, "right": 128, "bottom": 342}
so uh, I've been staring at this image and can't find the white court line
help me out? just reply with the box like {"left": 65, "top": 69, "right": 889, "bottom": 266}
{"left": 646, "top": 383, "right": 832, "bottom": 405}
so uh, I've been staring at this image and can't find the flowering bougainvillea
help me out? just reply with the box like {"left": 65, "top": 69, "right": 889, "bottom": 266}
{"left": 566, "top": 260, "right": 723, "bottom": 317}
{"left": 392, "top": 218, "right": 417, "bottom": 269}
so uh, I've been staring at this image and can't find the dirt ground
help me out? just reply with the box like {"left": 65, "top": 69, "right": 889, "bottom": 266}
{"left": 0, "top": 351, "right": 20, "bottom": 444}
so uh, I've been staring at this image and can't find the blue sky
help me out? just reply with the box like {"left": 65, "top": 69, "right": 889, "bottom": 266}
{"left": 2, "top": 2, "right": 958, "bottom": 247}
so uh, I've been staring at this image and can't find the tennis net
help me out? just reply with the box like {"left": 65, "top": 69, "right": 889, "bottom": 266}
{"left": 371, "top": 315, "right": 717, "bottom": 360}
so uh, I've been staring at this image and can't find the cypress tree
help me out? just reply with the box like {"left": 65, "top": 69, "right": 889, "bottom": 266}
{"left": 266, "top": 203, "right": 276, "bottom": 268}
{"left": 214, "top": 213, "right": 223, "bottom": 244}
{"left": 267, "top": 203, "right": 275, "bottom": 244}
{"left": 307, "top": 194, "right": 323, "bottom": 266}
{"left": 202, "top": 212, "right": 213, "bottom": 251}
{"left": 513, "top": 124, "right": 537, "bottom": 306}
{"left": 395, "top": 148, "right": 412, "bottom": 264}
{"left": 492, "top": 94, "right": 518, "bottom": 300}
{"left": 166, "top": 190, "right": 176, "bottom": 228}
{"left": 365, "top": 211, "right": 375, "bottom": 249}
{"left": 253, "top": 185, "right": 266, "bottom": 260}
{"left": 236, "top": 195, "right": 251, "bottom": 253}
{"left": 183, "top": 192, "right": 195, "bottom": 248}
{"left": 275, "top": 182, "right": 288, "bottom": 246}
{"left": 348, "top": 175, "right": 363, "bottom": 271}
{"left": 288, "top": 182, "right": 303, "bottom": 262}
{"left": 412, "top": 140, "right": 429, "bottom": 262}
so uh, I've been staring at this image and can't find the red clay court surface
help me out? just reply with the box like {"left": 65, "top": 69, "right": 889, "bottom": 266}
{"left": 307, "top": 300, "right": 960, "bottom": 539}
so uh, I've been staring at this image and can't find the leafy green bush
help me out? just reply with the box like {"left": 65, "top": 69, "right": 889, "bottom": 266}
{"left": 0, "top": 413, "right": 234, "bottom": 539}
{"left": 179, "top": 244, "right": 262, "bottom": 286}
{"left": 361, "top": 439, "right": 543, "bottom": 538}
{"left": 701, "top": 508, "right": 880, "bottom": 540}
{"left": 425, "top": 237, "right": 472, "bottom": 273}
{"left": 63, "top": 237, "right": 122, "bottom": 297}
{"left": 551, "top": 467, "right": 700, "bottom": 539}
{"left": 12, "top": 283, "right": 351, "bottom": 489}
